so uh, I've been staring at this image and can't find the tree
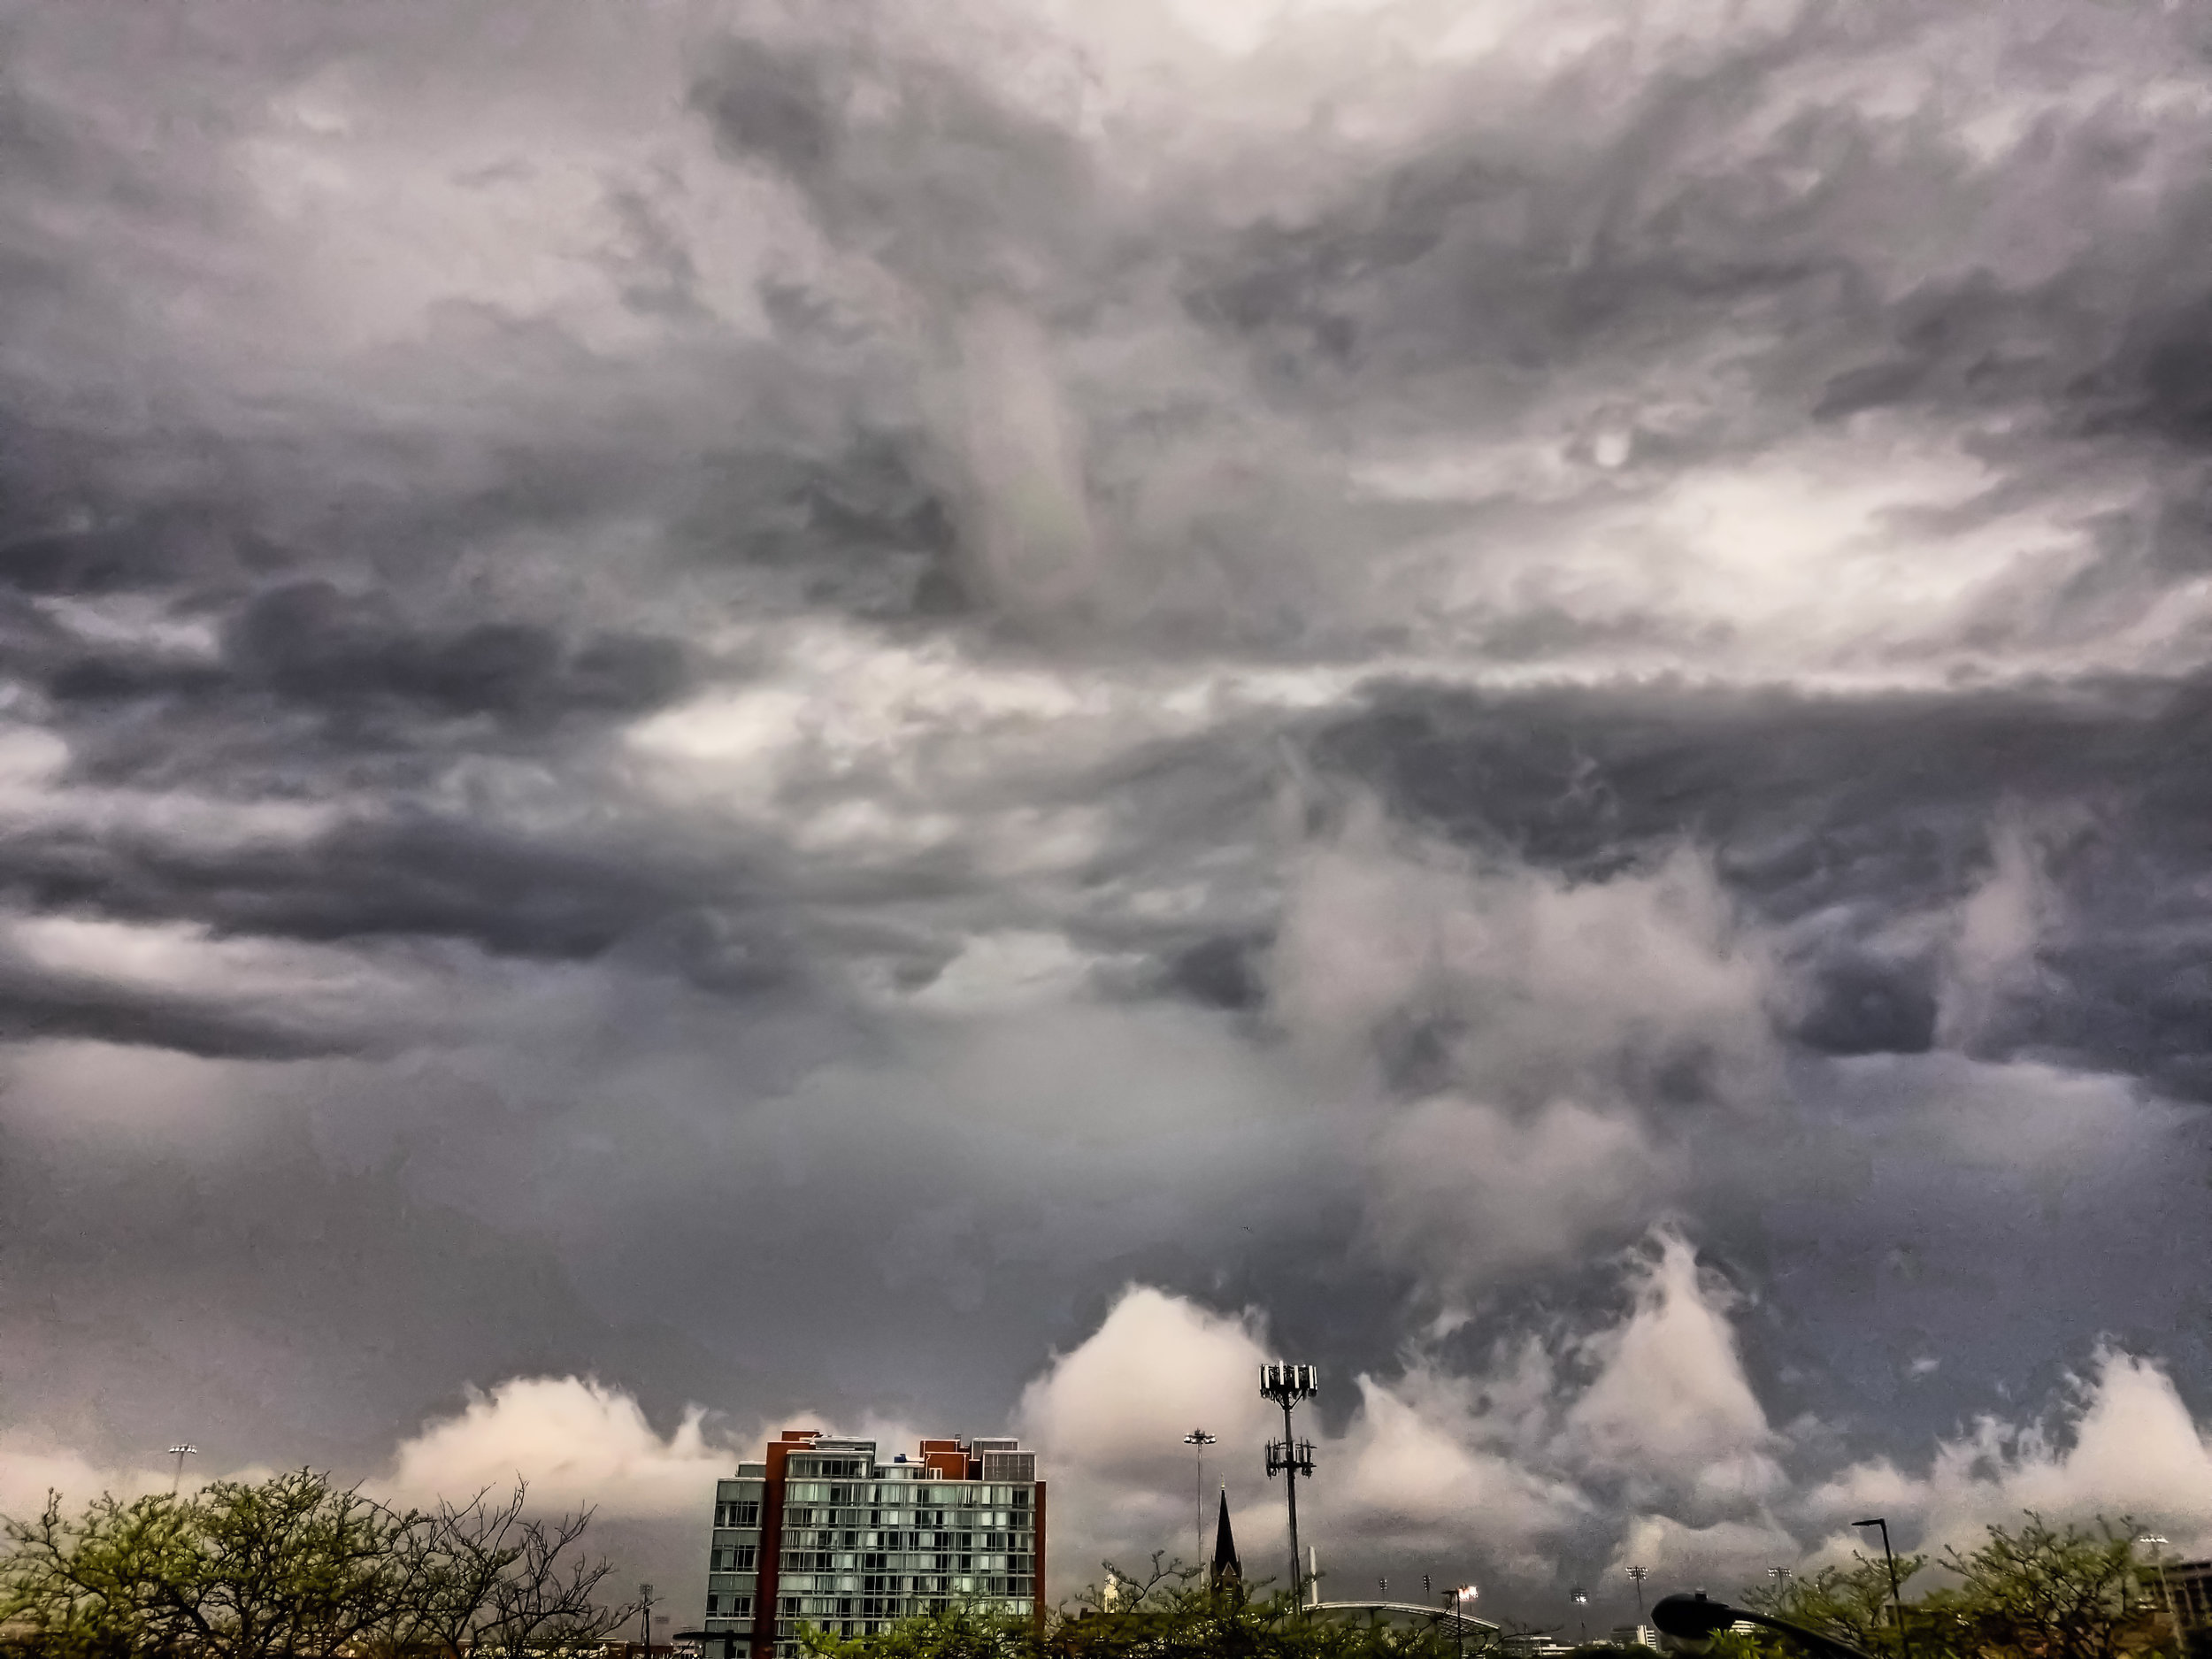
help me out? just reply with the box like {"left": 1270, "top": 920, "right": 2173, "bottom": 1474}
{"left": 0, "top": 1490, "right": 197, "bottom": 1659}
{"left": 803, "top": 1601, "right": 1037, "bottom": 1659}
{"left": 181, "top": 1470, "right": 416, "bottom": 1659}
{"left": 1941, "top": 1516, "right": 2166, "bottom": 1659}
{"left": 0, "top": 1471, "right": 629, "bottom": 1659}
{"left": 802, "top": 1553, "right": 1484, "bottom": 1659}
{"left": 1740, "top": 1554, "right": 1930, "bottom": 1659}
{"left": 472, "top": 1495, "right": 633, "bottom": 1659}
{"left": 390, "top": 1483, "right": 632, "bottom": 1659}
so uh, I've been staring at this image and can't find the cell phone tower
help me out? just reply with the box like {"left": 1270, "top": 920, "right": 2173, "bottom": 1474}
{"left": 1260, "top": 1363, "right": 1317, "bottom": 1612}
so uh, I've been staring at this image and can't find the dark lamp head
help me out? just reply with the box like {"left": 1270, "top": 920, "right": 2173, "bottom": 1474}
{"left": 1652, "top": 1591, "right": 1740, "bottom": 1652}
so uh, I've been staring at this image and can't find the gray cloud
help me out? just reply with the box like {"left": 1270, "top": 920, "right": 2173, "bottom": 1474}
{"left": 1, "top": 0, "right": 2210, "bottom": 1628}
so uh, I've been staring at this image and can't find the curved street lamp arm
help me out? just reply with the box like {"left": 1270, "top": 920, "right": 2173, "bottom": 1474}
{"left": 1652, "top": 1594, "right": 1878, "bottom": 1659}
{"left": 1730, "top": 1608, "right": 1881, "bottom": 1659}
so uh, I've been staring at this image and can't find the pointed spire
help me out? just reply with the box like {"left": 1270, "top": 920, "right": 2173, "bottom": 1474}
{"left": 1210, "top": 1484, "right": 1242, "bottom": 1595}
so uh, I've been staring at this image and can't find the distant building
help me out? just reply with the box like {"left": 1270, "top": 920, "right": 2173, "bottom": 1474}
{"left": 2157, "top": 1559, "right": 2212, "bottom": 1634}
{"left": 700, "top": 1429, "right": 1045, "bottom": 1659}
{"left": 1611, "top": 1624, "right": 1658, "bottom": 1648}
{"left": 1499, "top": 1636, "right": 1574, "bottom": 1658}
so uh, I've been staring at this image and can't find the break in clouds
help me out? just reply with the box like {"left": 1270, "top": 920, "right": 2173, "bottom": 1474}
{"left": 3, "top": 0, "right": 2211, "bottom": 1621}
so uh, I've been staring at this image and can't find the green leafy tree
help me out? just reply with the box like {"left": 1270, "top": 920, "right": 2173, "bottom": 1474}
{"left": 802, "top": 1601, "right": 1037, "bottom": 1659}
{"left": 1738, "top": 1554, "right": 1931, "bottom": 1659}
{"left": 1, "top": 1471, "right": 628, "bottom": 1659}
{"left": 1940, "top": 1516, "right": 2166, "bottom": 1659}
{"left": 803, "top": 1554, "right": 1485, "bottom": 1659}
{"left": 0, "top": 1490, "right": 197, "bottom": 1659}
{"left": 174, "top": 1470, "right": 415, "bottom": 1659}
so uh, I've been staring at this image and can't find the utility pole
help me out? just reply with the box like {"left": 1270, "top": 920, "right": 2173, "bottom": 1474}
{"left": 1184, "top": 1430, "right": 1216, "bottom": 1568}
{"left": 1260, "top": 1363, "right": 1317, "bottom": 1613}
{"left": 167, "top": 1445, "right": 197, "bottom": 1495}
{"left": 1853, "top": 1519, "right": 1913, "bottom": 1659}
{"left": 639, "top": 1584, "right": 655, "bottom": 1656}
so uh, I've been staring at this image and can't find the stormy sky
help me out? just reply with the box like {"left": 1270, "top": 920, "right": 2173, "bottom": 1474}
{"left": 4, "top": 0, "right": 2212, "bottom": 1626}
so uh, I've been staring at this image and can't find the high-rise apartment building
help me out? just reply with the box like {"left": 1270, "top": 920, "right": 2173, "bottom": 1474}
{"left": 701, "top": 1429, "right": 1047, "bottom": 1659}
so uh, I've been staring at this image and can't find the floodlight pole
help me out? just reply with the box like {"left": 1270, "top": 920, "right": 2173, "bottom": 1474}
{"left": 1629, "top": 1565, "right": 1648, "bottom": 1618}
{"left": 1261, "top": 1363, "right": 1317, "bottom": 1614}
{"left": 167, "top": 1444, "right": 197, "bottom": 1495}
{"left": 1184, "top": 1429, "right": 1217, "bottom": 1568}
{"left": 1453, "top": 1586, "right": 1478, "bottom": 1659}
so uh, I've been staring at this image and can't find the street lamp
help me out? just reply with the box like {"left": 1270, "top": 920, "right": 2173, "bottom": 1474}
{"left": 1449, "top": 1585, "right": 1478, "bottom": 1659}
{"left": 1260, "top": 1363, "right": 1317, "bottom": 1612}
{"left": 1184, "top": 1430, "right": 1217, "bottom": 1567}
{"left": 1853, "top": 1518, "right": 1913, "bottom": 1659}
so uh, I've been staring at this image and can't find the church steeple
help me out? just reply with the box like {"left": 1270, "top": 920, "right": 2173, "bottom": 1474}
{"left": 1210, "top": 1485, "right": 1242, "bottom": 1595}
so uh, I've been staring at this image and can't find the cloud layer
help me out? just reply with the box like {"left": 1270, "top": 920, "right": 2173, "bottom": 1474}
{"left": 2, "top": 0, "right": 2210, "bottom": 1625}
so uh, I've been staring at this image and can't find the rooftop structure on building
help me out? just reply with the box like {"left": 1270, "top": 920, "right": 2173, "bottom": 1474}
{"left": 699, "top": 1429, "right": 1045, "bottom": 1659}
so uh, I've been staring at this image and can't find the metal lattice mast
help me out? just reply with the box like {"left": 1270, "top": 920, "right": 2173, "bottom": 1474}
{"left": 1259, "top": 1363, "right": 1317, "bottom": 1611}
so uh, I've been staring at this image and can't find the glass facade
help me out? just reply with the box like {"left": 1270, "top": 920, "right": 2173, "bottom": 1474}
{"left": 699, "top": 1436, "right": 1045, "bottom": 1659}
{"left": 703, "top": 1469, "right": 767, "bottom": 1635}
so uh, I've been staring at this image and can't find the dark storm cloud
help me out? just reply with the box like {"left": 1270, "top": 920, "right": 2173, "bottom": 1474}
{"left": 4, "top": 0, "right": 2212, "bottom": 1622}
{"left": 0, "top": 960, "right": 363, "bottom": 1060}
{"left": 1308, "top": 672, "right": 2212, "bottom": 1092}
{"left": 0, "top": 809, "right": 787, "bottom": 976}
{"left": 687, "top": 25, "right": 1096, "bottom": 295}
{"left": 1175, "top": 2, "right": 2206, "bottom": 423}
{"left": 37, "top": 584, "right": 691, "bottom": 727}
